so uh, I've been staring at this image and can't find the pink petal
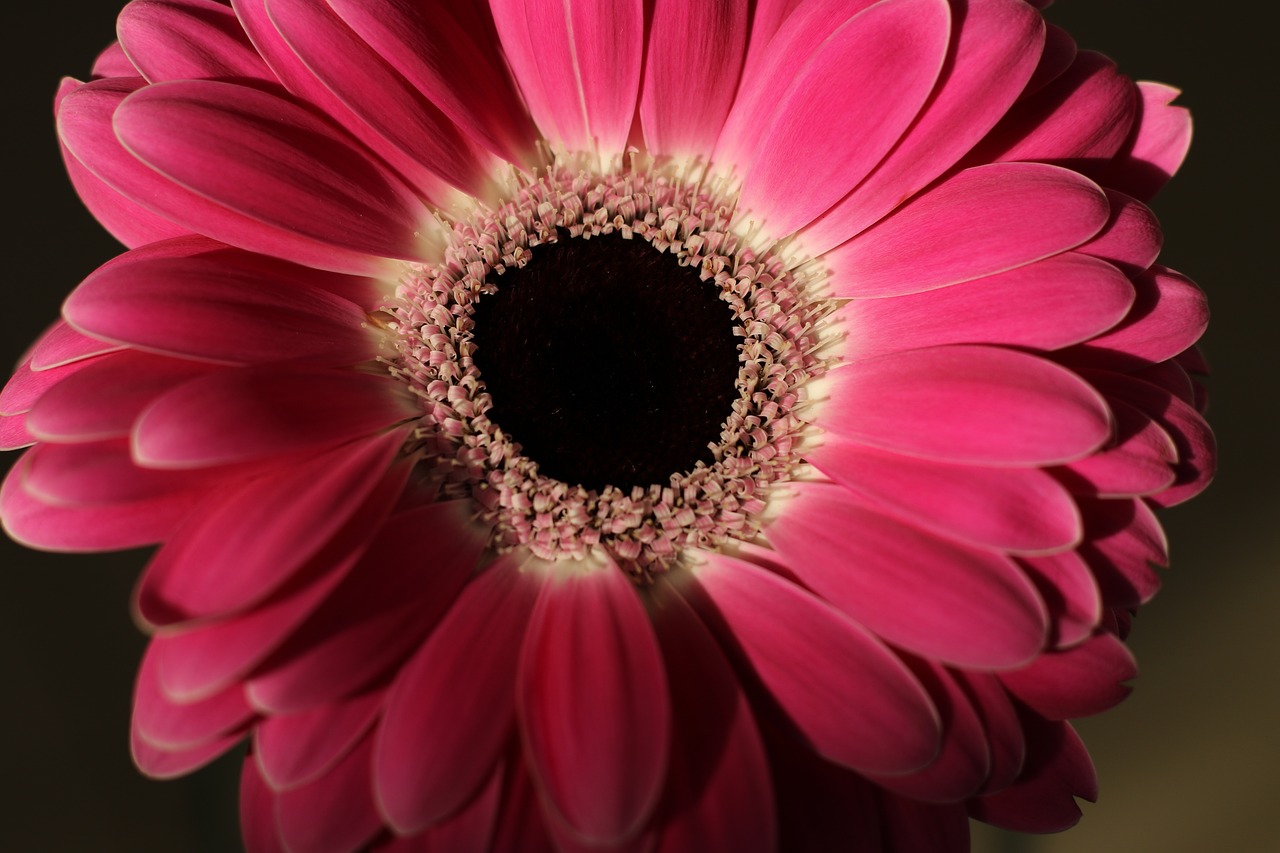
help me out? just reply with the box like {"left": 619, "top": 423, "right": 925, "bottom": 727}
{"left": 327, "top": 0, "right": 537, "bottom": 164}
{"left": 649, "top": 582, "right": 776, "bottom": 852}
{"left": 518, "top": 558, "right": 670, "bottom": 842}
{"left": 1063, "top": 265, "right": 1209, "bottom": 370}
{"left": 21, "top": 440, "right": 217, "bottom": 506}
{"left": 999, "top": 631, "right": 1137, "bottom": 719}
{"left": 687, "top": 552, "right": 941, "bottom": 775}
{"left": 879, "top": 795, "right": 969, "bottom": 852}
{"left": 488, "top": 0, "right": 643, "bottom": 156}
{"left": 737, "top": 0, "right": 841, "bottom": 92}
{"left": 254, "top": 691, "right": 382, "bottom": 791}
{"left": 275, "top": 733, "right": 383, "bottom": 853}
{"left": 1103, "top": 82, "right": 1193, "bottom": 201}
{"left": 0, "top": 414, "right": 34, "bottom": 451}
{"left": 638, "top": 0, "right": 748, "bottom": 159}
{"left": 64, "top": 247, "right": 381, "bottom": 365}
{"left": 836, "top": 252, "right": 1134, "bottom": 361}
{"left": 1077, "top": 497, "right": 1166, "bottom": 609}
{"left": 817, "top": 345, "right": 1112, "bottom": 466}
{"left": 28, "top": 319, "right": 123, "bottom": 370}
{"left": 1, "top": 457, "right": 197, "bottom": 551}
{"left": 137, "top": 430, "right": 406, "bottom": 626}
{"left": 797, "top": 0, "right": 1047, "bottom": 255}
{"left": 240, "top": 757, "right": 287, "bottom": 853}
{"left": 92, "top": 41, "right": 141, "bottom": 78}
{"left": 974, "top": 50, "right": 1138, "bottom": 170}
{"left": 735, "top": 0, "right": 951, "bottom": 238}
{"left": 132, "top": 642, "right": 255, "bottom": 749}
{"left": 952, "top": 670, "right": 1025, "bottom": 794}
{"left": 765, "top": 483, "right": 1048, "bottom": 669}
{"left": 57, "top": 78, "right": 397, "bottom": 275}
{"left": 26, "top": 353, "right": 218, "bottom": 443}
{"left": 246, "top": 501, "right": 485, "bottom": 713}
{"left": 1024, "top": 23, "right": 1076, "bottom": 94}
{"left": 1134, "top": 359, "right": 1197, "bottom": 406}
{"left": 823, "top": 162, "right": 1110, "bottom": 297}
{"left": 131, "top": 726, "right": 243, "bottom": 779}
{"left": 1054, "top": 398, "right": 1178, "bottom": 498}
{"left": 967, "top": 715, "right": 1096, "bottom": 832}
{"left": 1, "top": 353, "right": 110, "bottom": 416}
{"left": 1076, "top": 189, "right": 1163, "bottom": 275}
{"left": 375, "top": 554, "right": 544, "bottom": 834}
{"left": 378, "top": 763, "right": 505, "bottom": 853}
{"left": 132, "top": 365, "right": 417, "bottom": 469}
{"left": 806, "top": 439, "right": 1081, "bottom": 554}
{"left": 117, "top": 0, "right": 272, "bottom": 82}
{"left": 264, "top": 0, "right": 497, "bottom": 198}
{"left": 1018, "top": 551, "right": 1103, "bottom": 649}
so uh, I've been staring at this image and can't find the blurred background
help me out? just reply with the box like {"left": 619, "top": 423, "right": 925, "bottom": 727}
{"left": 2, "top": 1, "right": 1274, "bottom": 850}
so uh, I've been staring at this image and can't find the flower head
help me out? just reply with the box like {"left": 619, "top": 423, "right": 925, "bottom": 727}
{"left": 2, "top": 0, "right": 1214, "bottom": 850}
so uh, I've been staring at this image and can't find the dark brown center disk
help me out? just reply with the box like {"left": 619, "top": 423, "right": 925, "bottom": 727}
{"left": 470, "top": 231, "right": 741, "bottom": 492}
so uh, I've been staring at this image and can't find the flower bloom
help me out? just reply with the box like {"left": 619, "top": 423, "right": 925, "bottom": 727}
{"left": 1, "top": 0, "right": 1214, "bottom": 850}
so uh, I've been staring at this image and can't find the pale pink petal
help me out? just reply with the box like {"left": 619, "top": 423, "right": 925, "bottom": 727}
{"left": 379, "top": 763, "right": 505, "bottom": 853}
{"left": 1, "top": 457, "right": 197, "bottom": 551}
{"left": 649, "top": 582, "right": 775, "bottom": 853}
{"left": 879, "top": 795, "right": 969, "bottom": 852}
{"left": 1054, "top": 398, "right": 1178, "bottom": 498}
{"left": 114, "top": 80, "right": 436, "bottom": 263}
{"left": 1062, "top": 266, "right": 1209, "bottom": 370}
{"left": 823, "top": 163, "right": 1109, "bottom": 297}
{"left": 58, "top": 78, "right": 395, "bottom": 275}
{"left": 240, "top": 757, "right": 287, "bottom": 853}
{"left": 765, "top": 483, "right": 1048, "bottom": 668}
{"left": 868, "top": 660, "right": 990, "bottom": 803}
{"left": 132, "top": 365, "right": 417, "bottom": 469}
{"left": 967, "top": 716, "right": 1096, "bottom": 832}
{"left": 92, "top": 42, "right": 141, "bottom": 78}
{"left": 836, "top": 253, "right": 1133, "bottom": 361}
{"left": 639, "top": 0, "right": 748, "bottom": 159}
{"left": 136, "top": 430, "right": 406, "bottom": 626}
{"left": 1077, "top": 497, "right": 1166, "bottom": 609}
{"left": 518, "top": 558, "right": 670, "bottom": 842}
{"left": 952, "top": 670, "right": 1025, "bottom": 794}
{"left": 276, "top": 733, "right": 383, "bottom": 853}
{"left": 28, "top": 320, "right": 123, "bottom": 370}
{"left": 328, "top": 0, "right": 537, "bottom": 164}
{"left": 974, "top": 50, "right": 1138, "bottom": 169}
{"left": 132, "top": 642, "right": 255, "bottom": 749}
{"left": 488, "top": 0, "right": 643, "bottom": 156}
{"left": 817, "top": 346, "right": 1112, "bottom": 466}
{"left": 1076, "top": 189, "right": 1163, "bottom": 274}
{"left": 1000, "top": 631, "right": 1137, "bottom": 719}
{"left": 117, "top": 0, "right": 272, "bottom": 82}
{"left": 265, "top": 0, "right": 497, "bottom": 197}
{"left": 246, "top": 501, "right": 485, "bottom": 713}
{"left": 735, "top": 0, "right": 951, "bottom": 238}
{"left": 131, "top": 726, "right": 244, "bottom": 779}
{"left": 797, "top": 0, "right": 1046, "bottom": 255}
{"left": 1018, "top": 551, "right": 1103, "bottom": 649}
{"left": 21, "top": 440, "right": 217, "bottom": 506}
{"left": 64, "top": 248, "right": 381, "bottom": 365}
{"left": 26, "top": 353, "right": 217, "bottom": 443}
{"left": 0, "top": 414, "right": 34, "bottom": 451}
{"left": 254, "top": 691, "right": 382, "bottom": 791}
{"left": 1103, "top": 82, "right": 1193, "bottom": 201}
{"left": 687, "top": 552, "right": 941, "bottom": 774}
{"left": 806, "top": 438, "right": 1081, "bottom": 553}
{"left": 375, "top": 554, "right": 544, "bottom": 834}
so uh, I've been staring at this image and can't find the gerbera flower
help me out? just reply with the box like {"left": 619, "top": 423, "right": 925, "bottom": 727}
{"left": 1, "top": 0, "right": 1215, "bottom": 850}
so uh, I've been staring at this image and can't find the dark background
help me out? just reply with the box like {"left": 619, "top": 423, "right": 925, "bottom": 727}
{"left": 2, "top": 2, "right": 1274, "bottom": 850}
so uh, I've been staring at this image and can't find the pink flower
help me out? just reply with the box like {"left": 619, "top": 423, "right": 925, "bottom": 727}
{"left": 1, "top": 0, "right": 1215, "bottom": 850}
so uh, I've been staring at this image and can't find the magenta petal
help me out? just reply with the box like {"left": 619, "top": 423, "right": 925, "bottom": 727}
{"left": 490, "top": 761, "right": 557, "bottom": 853}
{"left": 240, "top": 758, "right": 287, "bottom": 853}
{"left": 1055, "top": 398, "right": 1178, "bottom": 498}
{"left": 1018, "top": 551, "right": 1103, "bottom": 649}
{"left": 133, "top": 642, "right": 255, "bottom": 749}
{"left": 136, "top": 430, "right": 406, "bottom": 625}
{"left": 806, "top": 438, "right": 1081, "bottom": 554}
{"left": 379, "top": 763, "right": 505, "bottom": 853}
{"left": 276, "top": 733, "right": 382, "bottom": 853}
{"left": 21, "top": 440, "right": 216, "bottom": 506}
{"left": 819, "top": 345, "right": 1112, "bottom": 466}
{"left": 0, "top": 413, "right": 34, "bottom": 451}
{"left": 999, "top": 632, "right": 1137, "bottom": 719}
{"left": 824, "top": 162, "right": 1109, "bottom": 297}
{"left": 689, "top": 552, "right": 941, "bottom": 775}
{"left": 64, "top": 248, "right": 380, "bottom": 365}
{"left": 27, "top": 320, "right": 123, "bottom": 371}
{"left": 736, "top": 0, "right": 951, "bottom": 238}
{"left": 952, "top": 670, "right": 1025, "bottom": 794}
{"left": 1103, "top": 82, "right": 1193, "bottom": 201}
{"left": 1, "top": 354, "right": 108, "bottom": 416}
{"left": 1077, "top": 497, "right": 1166, "bottom": 609}
{"left": 838, "top": 253, "right": 1133, "bottom": 361}
{"left": 518, "top": 559, "right": 670, "bottom": 842}
{"left": 132, "top": 365, "right": 416, "bottom": 469}
{"left": 638, "top": 0, "right": 748, "bottom": 159}
{"left": 967, "top": 716, "right": 1096, "bottom": 832}
{"left": 798, "top": 0, "right": 1046, "bottom": 255}
{"left": 118, "top": 0, "right": 272, "bottom": 82}
{"left": 131, "top": 726, "right": 244, "bottom": 779}
{"left": 1076, "top": 190, "right": 1163, "bottom": 275}
{"left": 114, "top": 80, "right": 435, "bottom": 262}
{"left": 92, "top": 41, "right": 141, "bottom": 78}
{"left": 766, "top": 483, "right": 1048, "bottom": 668}
{"left": 375, "top": 554, "right": 544, "bottom": 834}
{"left": 254, "top": 691, "right": 382, "bottom": 791}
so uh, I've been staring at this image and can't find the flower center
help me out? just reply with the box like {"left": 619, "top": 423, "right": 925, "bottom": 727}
{"left": 470, "top": 230, "right": 740, "bottom": 492}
